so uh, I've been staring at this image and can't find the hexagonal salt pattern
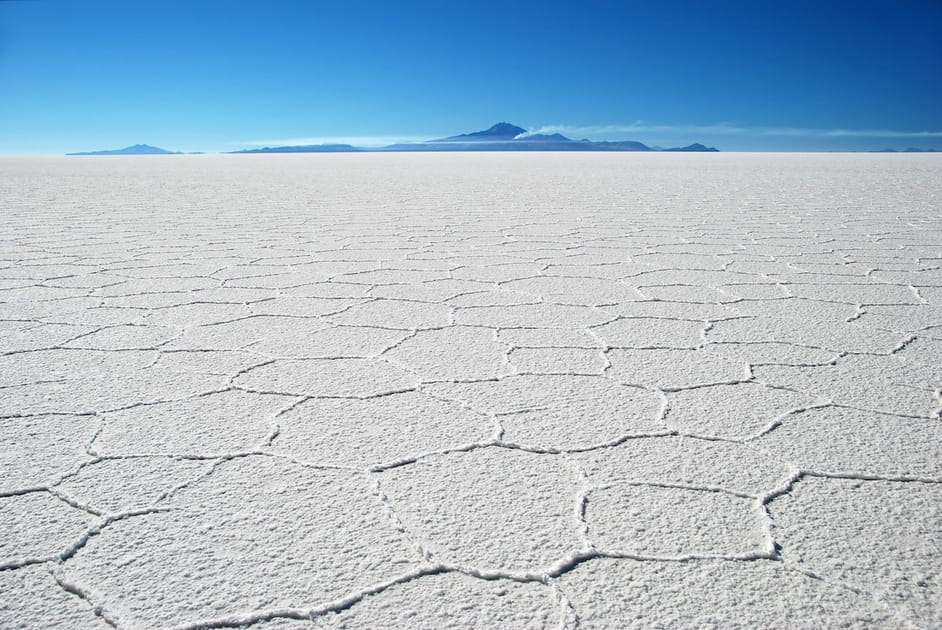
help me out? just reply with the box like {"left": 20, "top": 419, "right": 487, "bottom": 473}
{"left": 2, "top": 153, "right": 941, "bottom": 627}
{"left": 59, "top": 457, "right": 426, "bottom": 629}
{"left": 375, "top": 448, "right": 583, "bottom": 573}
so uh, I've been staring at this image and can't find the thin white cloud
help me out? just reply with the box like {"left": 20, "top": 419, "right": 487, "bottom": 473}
{"left": 233, "top": 135, "right": 433, "bottom": 148}
{"left": 521, "top": 123, "right": 942, "bottom": 138}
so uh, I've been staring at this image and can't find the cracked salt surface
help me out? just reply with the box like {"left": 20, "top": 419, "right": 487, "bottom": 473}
{"left": 1, "top": 152, "right": 940, "bottom": 628}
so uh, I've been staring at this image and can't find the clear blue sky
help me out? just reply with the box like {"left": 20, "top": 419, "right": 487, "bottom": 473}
{"left": 1, "top": 0, "right": 940, "bottom": 153}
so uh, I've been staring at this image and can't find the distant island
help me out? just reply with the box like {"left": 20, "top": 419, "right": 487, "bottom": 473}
{"left": 66, "top": 124, "right": 721, "bottom": 155}
{"left": 67, "top": 144, "right": 183, "bottom": 156}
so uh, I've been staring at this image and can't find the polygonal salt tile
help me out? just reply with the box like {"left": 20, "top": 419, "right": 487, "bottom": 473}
{"left": 249, "top": 296, "right": 366, "bottom": 318}
{"left": 0, "top": 286, "right": 91, "bottom": 302}
{"left": 0, "top": 565, "right": 111, "bottom": 629}
{"left": 0, "top": 414, "right": 98, "bottom": 492}
{"left": 0, "top": 322, "right": 95, "bottom": 353}
{"left": 425, "top": 375, "right": 664, "bottom": 450}
{"left": 854, "top": 304, "right": 942, "bottom": 332}
{"left": 43, "top": 306, "right": 147, "bottom": 328}
{"left": 557, "top": 557, "right": 897, "bottom": 628}
{"left": 384, "top": 326, "right": 508, "bottom": 381}
{"left": 754, "top": 358, "right": 939, "bottom": 418}
{"left": 639, "top": 285, "right": 738, "bottom": 303}
{"left": 0, "top": 492, "right": 96, "bottom": 568}
{"left": 544, "top": 262, "right": 649, "bottom": 279}
{"left": 631, "top": 252, "right": 729, "bottom": 270}
{"left": 280, "top": 282, "right": 371, "bottom": 299}
{"left": 328, "top": 299, "right": 452, "bottom": 329}
{"left": 606, "top": 348, "right": 748, "bottom": 390}
{"left": 450, "top": 264, "right": 547, "bottom": 284}
{"left": 150, "top": 349, "right": 264, "bottom": 375}
{"left": 586, "top": 484, "right": 768, "bottom": 557}
{"left": 573, "top": 436, "right": 791, "bottom": 497}
{"left": 271, "top": 391, "right": 493, "bottom": 468}
{"left": 371, "top": 278, "right": 486, "bottom": 302}
{"left": 234, "top": 358, "right": 416, "bottom": 397}
{"left": 499, "top": 276, "right": 641, "bottom": 306}
{"left": 730, "top": 297, "right": 859, "bottom": 320}
{"left": 454, "top": 304, "right": 611, "bottom": 328}
{"left": 377, "top": 448, "right": 581, "bottom": 572}
{"left": 112, "top": 262, "right": 221, "bottom": 278}
{"left": 92, "top": 276, "right": 218, "bottom": 296}
{"left": 190, "top": 286, "right": 279, "bottom": 302}
{"left": 627, "top": 269, "right": 761, "bottom": 287}
{"left": 221, "top": 270, "right": 333, "bottom": 289}
{"left": 101, "top": 291, "right": 198, "bottom": 309}
{"left": 143, "top": 302, "right": 253, "bottom": 327}
{"left": 705, "top": 316, "right": 906, "bottom": 354}
{"left": 754, "top": 406, "right": 942, "bottom": 478}
{"left": 56, "top": 457, "right": 211, "bottom": 513}
{"left": 725, "top": 260, "right": 792, "bottom": 275}
{"left": 787, "top": 261, "right": 873, "bottom": 276}
{"left": 605, "top": 300, "right": 738, "bottom": 321}
{"left": 93, "top": 390, "right": 294, "bottom": 456}
{"left": 666, "top": 382, "right": 820, "bottom": 439}
{"left": 260, "top": 325, "right": 409, "bottom": 358}
{"left": 62, "top": 324, "right": 177, "bottom": 350}
{"left": 592, "top": 317, "right": 706, "bottom": 348}
{"left": 318, "top": 572, "right": 561, "bottom": 628}
{"left": 769, "top": 272, "right": 873, "bottom": 285}
{"left": 507, "top": 347, "right": 606, "bottom": 375}
{"left": 211, "top": 264, "right": 300, "bottom": 280}
{"left": 0, "top": 348, "right": 157, "bottom": 388}
{"left": 787, "top": 283, "right": 921, "bottom": 304}
{"left": 165, "top": 315, "right": 331, "bottom": 351}
{"left": 703, "top": 341, "right": 838, "bottom": 366}
{"left": 869, "top": 268, "right": 942, "bottom": 286}
{"left": 497, "top": 327, "right": 602, "bottom": 348}
{"left": 718, "top": 283, "right": 791, "bottom": 299}
{"left": 337, "top": 269, "right": 449, "bottom": 285}
{"left": 770, "top": 477, "right": 941, "bottom": 627}
{"left": 1, "top": 370, "right": 229, "bottom": 416}
{"left": 447, "top": 289, "right": 539, "bottom": 307}
{"left": 60, "top": 457, "right": 424, "bottom": 628}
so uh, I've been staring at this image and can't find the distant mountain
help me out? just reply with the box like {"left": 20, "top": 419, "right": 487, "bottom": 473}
{"left": 229, "top": 144, "right": 361, "bottom": 154}
{"left": 662, "top": 143, "right": 720, "bottom": 152}
{"left": 434, "top": 122, "right": 527, "bottom": 142}
{"left": 381, "top": 123, "right": 716, "bottom": 152}
{"left": 67, "top": 144, "right": 180, "bottom": 156}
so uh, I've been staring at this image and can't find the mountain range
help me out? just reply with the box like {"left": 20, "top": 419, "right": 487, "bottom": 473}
{"left": 67, "top": 124, "right": 721, "bottom": 155}
{"left": 378, "top": 123, "right": 717, "bottom": 152}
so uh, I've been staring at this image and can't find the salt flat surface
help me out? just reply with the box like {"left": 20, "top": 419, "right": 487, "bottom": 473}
{"left": 1, "top": 152, "right": 940, "bottom": 629}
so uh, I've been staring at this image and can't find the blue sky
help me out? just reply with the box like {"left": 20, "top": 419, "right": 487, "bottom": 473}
{"left": 1, "top": 0, "right": 940, "bottom": 153}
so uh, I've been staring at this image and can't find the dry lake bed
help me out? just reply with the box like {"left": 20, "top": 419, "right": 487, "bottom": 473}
{"left": 1, "top": 152, "right": 940, "bottom": 629}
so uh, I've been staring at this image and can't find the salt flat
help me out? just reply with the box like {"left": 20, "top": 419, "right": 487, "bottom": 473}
{"left": 1, "top": 152, "right": 940, "bottom": 629}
